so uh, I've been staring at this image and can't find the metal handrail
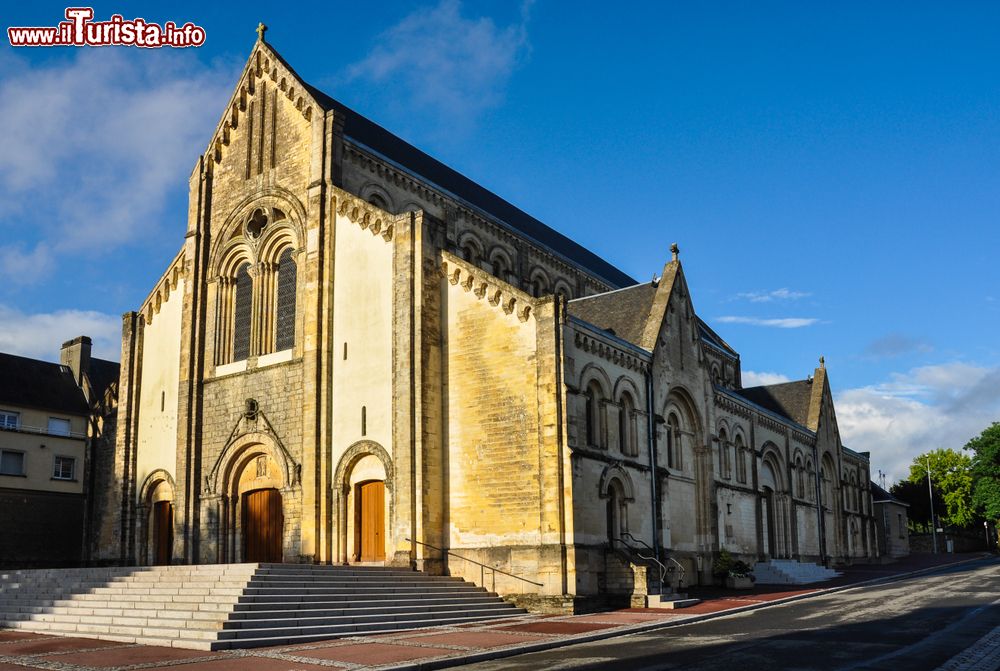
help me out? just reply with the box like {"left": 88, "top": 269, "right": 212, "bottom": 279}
{"left": 614, "top": 534, "right": 667, "bottom": 587}
{"left": 404, "top": 538, "right": 544, "bottom": 593}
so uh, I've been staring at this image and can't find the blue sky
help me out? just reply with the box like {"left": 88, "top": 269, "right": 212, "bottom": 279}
{"left": 0, "top": 2, "right": 998, "bottom": 482}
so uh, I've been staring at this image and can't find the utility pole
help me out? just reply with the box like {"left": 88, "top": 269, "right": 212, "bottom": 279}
{"left": 925, "top": 456, "right": 938, "bottom": 554}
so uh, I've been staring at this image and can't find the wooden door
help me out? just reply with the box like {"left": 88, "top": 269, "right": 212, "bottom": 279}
{"left": 152, "top": 501, "right": 172, "bottom": 565}
{"left": 358, "top": 481, "right": 385, "bottom": 562}
{"left": 243, "top": 488, "right": 283, "bottom": 563}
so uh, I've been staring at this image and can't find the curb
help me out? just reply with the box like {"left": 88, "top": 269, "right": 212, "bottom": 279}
{"left": 377, "top": 553, "right": 995, "bottom": 670}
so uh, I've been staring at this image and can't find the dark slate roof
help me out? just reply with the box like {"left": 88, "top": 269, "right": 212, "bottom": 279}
{"left": 566, "top": 282, "right": 658, "bottom": 348}
{"left": 0, "top": 352, "right": 89, "bottom": 416}
{"left": 735, "top": 380, "right": 814, "bottom": 426}
{"left": 698, "top": 318, "right": 739, "bottom": 357}
{"left": 87, "top": 358, "right": 119, "bottom": 403}
{"left": 871, "top": 482, "right": 908, "bottom": 506}
{"left": 288, "top": 81, "right": 636, "bottom": 289}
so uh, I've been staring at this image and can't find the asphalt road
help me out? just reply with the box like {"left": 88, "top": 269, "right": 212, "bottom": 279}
{"left": 459, "top": 557, "right": 1000, "bottom": 671}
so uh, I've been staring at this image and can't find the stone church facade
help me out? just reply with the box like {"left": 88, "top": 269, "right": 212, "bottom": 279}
{"left": 98, "top": 34, "right": 878, "bottom": 607}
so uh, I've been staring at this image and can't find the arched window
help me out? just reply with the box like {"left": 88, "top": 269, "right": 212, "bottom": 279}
{"left": 275, "top": 248, "right": 296, "bottom": 351}
{"left": 367, "top": 194, "right": 387, "bottom": 210}
{"left": 735, "top": 434, "right": 746, "bottom": 483}
{"left": 529, "top": 270, "right": 549, "bottom": 298}
{"left": 806, "top": 460, "right": 815, "bottom": 501}
{"left": 666, "top": 413, "right": 681, "bottom": 470}
{"left": 718, "top": 427, "right": 729, "bottom": 479}
{"left": 618, "top": 391, "right": 637, "bottom": 457}
{"left": 585, "top": 380, "right": 605, "bottom": 448}
{"left": 795, "top": 456, "right": 805, "bottom": 498}
{"left": 607, "top": 478, "right": 626, "bottom": 542}
{"left": 232, "top": 262, "right": 253, "bottom": 362}
{"left": 459, "top": 236, "right": 483, "bottom": 267}
{"left": 490, "top": 252, "right": 510, "bottom": 282}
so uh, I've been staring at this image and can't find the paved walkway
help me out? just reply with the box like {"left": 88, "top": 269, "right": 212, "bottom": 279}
{"left": 0, "top": 553, "right": 987, "bottom": 671}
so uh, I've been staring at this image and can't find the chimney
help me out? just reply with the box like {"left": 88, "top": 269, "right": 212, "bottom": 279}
{"left": 60, "top": 335, "right": 92, "bottom": 390}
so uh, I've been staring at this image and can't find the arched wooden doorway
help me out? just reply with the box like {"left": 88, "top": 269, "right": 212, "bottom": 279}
{"left": 152, "top": 501, "right": 173, "bottom": 565}
{"left": 356, "top": 480, "right": 385, "bottom": 562}
{"left": 243, "top": 488, "right": 283, "bottom": 562}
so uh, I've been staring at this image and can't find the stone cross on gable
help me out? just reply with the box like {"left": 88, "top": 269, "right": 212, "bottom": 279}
{"left": 256, "top": 22, "right": 267, "bottom": 42}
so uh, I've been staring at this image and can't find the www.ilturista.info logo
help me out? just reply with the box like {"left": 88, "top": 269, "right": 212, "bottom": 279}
{"left": 8, "top": 7, "right": 206, "bottom": 47}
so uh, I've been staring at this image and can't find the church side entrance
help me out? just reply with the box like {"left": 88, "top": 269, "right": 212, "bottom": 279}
{"left": 243, "top": 488, "right": 283, "bottom": 562}
{"left": 356, "top": 480, "right": 385, "bottom": 562}
{"left": 152, "top": 501, "right": 173, "bottom": 565}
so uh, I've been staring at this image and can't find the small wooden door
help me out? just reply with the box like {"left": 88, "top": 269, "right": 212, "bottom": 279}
{"left": 152, "top": 501, "right": 172, "bottom": 565}
{"left": 358, "top": 481, "right": 385, "bottom": 562}
{"left": 243, "top": 488, "right": 283, "bottom": 563}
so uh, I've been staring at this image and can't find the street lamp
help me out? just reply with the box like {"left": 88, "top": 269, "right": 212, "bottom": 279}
{"left": 925, "top": 456, "right": 938, "bottom": 554}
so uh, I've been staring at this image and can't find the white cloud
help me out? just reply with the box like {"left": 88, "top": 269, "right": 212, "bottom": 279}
{"left": 742, "top": 370, "right": 792, "bottom": 387}
{"left": 0, "top": 304, "right": 121, "bottom": 362}
{"left": 344, "top": 0, "right": 531, "bottom": 134}
{"left": 716, "top": 316, "right": 820, "bottom": 328}
{"left": 0, "top": 48, "right": 236, "bottom": 282}
{"left": 734, "top": 288, "right": 811, "bottom": 303}
{"left": 0, "top": 243, "right": 54, "bottom": 284}
{"left": 836, "top": 362, "right": 1000, "bottom": 485}
{"left": 864, "top": 333, "right": 933, "bottom": 358}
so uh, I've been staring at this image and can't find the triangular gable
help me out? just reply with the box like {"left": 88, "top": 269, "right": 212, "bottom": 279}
{"left": 640, "top": 247, "right": 695, "bottom": 353}
{"left": 201, "top": 34, "right": 324, "bottom": 175}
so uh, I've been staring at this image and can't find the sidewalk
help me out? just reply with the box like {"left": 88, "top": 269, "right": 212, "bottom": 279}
{"left": 0, "top": 553, "right": 989, "bottom": 671}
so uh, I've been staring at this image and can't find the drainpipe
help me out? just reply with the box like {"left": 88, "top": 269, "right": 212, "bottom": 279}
{"left": 644, "top": 367, "right": 660, "bottom": 564}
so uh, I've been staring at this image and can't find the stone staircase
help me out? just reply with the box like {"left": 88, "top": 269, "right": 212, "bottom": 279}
{"left": 752, "top": 559, "right": 842, "bottom": 585}
{"left": 0, "top": 563, "right": 526, "bottom": 650}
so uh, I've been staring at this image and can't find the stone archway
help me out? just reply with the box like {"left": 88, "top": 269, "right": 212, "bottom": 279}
{"left": 207, "top": 434, "right": 292, "bottom": 563}
{"left": 137, "top": 469, "right": 175, "bottom": 566}
{"left": 333, "top": 441, "right": 393, "bottom": 564}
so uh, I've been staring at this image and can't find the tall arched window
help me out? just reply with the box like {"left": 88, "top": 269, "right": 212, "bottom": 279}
{"left": 795, "top": 456, "right": 805, "bottom": 498}
{"left": 806, "top": 459, "right": 815, "bottom": 501}
{"left": 529, "top": 270, "right": 549, "bottom": 297}
{"left": 275, "top": 248, "right": 296, "bottom": 351}
{"left": 619, "top": 392, "right": 637, "bottom": 457}
{"left": 584, "top": 380, "right": 606, "bottom": 448}
{"left": 666, "top": 413, "right": 681, "bottom": 470}
{"left": 232, "top": 262, "right": 253, "bottom": 362}
{"left": 718, "top": 428, "right": 729, "bottom": 479}
{"left": 735, "top": 434, "right": 747, "bottom": 483}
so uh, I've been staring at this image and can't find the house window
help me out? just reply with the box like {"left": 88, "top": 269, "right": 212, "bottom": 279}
{"left": 0, "top": 410, "right": 18, "bottom": 430}
{"left": 52, "top": 456, "right": 75, "bottom": 480}
{"left": 898, "top": 513, "right": 905, "bottom": 538}
{"left": 0, "top": 450, "right": 25, "bottom": 476}
{"left": 47, "top": 417, "right": 71, "bottom": 437}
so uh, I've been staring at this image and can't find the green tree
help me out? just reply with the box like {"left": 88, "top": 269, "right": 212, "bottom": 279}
{"left": 966, "top": 423, "right": 1000, "bottom": 523}
{"left": 906, "top": 448, "right": 974, "bottom": 528}
{"left": 889, "top": 479, "right": 944, "bottom": 532}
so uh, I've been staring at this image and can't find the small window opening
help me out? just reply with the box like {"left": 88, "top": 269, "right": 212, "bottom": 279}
{"left": 343, "top": 342, "right": 348, "bottom": 360}
{"left": 361, "top": 406, "right": 367, "bottom": 437}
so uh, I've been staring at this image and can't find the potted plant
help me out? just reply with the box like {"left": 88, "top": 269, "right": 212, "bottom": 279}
{"left": 725, "top": 559, "right": 755, "bottom": 590}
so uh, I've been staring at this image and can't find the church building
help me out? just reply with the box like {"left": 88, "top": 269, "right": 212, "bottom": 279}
{"left": 99, "top": 31, "right": 878, "bottom": 608}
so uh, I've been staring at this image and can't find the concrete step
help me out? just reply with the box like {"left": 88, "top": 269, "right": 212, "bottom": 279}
{"left": 1, "top": 563, "right": 530, "bottom": 650}
{"left": 232, "top": 595, "right": 503, "bottom": 616}
{"left": 225, "top": 603, "right": 522, "bottom": 629}
{"left": 215, "top": 611, "right": 526, "bottom": 646}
